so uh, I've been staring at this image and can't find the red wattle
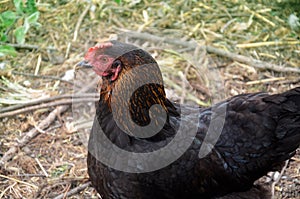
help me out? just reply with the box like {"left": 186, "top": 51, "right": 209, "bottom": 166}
{"left": 111, "top": 66, "right": 121, "bottom": 81}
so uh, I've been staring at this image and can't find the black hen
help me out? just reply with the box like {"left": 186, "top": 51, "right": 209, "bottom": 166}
{"left": 77, "top": 40, "right": 300, "bottom": 199}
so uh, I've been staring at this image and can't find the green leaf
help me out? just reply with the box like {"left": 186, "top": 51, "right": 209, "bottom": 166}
{"left": 0, "top": 11, "right": 17, "bottom": 28}
{"left": 26, "top": 11, "right": 39, "bottom": 25}
{"left": 1, "top": 34, "right": 8, "bottom": 42}
{"left": 24, "top": 12, "right": 41, "bottom": 33}
{"left": 13, "top": 0, "right": 24, "bottom": 14}
{"left": 25, "top": 0, "right": 38, "bottom": 14}
{"left": 0, "top": 45, "right": 17, "bottom": 57}
{"left": 115, "top": 0, "right": 121, "bottom": 4}
{"left": 14, "top": 26, "right": 26, "bottom": 44}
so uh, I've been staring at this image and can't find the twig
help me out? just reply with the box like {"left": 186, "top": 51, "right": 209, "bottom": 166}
{"left": 0, "top": 42, "right": 56, "bottom": 51}
{"left": 0, "top": 98, "right": 98, "bottom": 118}
{"left": 35, "top": 158, "right": 49, "bottom": 177}
{"left": 63, "top": 184, "right": 71, "bottom": 199}
{"left": 0, "top": 75, "right": 99, "bottom": 117}
{"left": 73, "top": 4, "right": 91, "bottom": 42}
{"left": 117, "top": 29, "right": 197, "bottom": 48}
{"left": 53, "top": 182, "right": 91, "bottom": 199}
{"left": 0, "top": 174, "right": 39, "bottom": 189}
{"left": 11, "top": 71, "right": 73, "bottom": 84}
{"left": 179, "top": 64, "right": 191, "bottom": 104}
{"left": 244, "top": 5, "right": 275, "bottom": 27}
{"left": 0, "top": 105, "right": 69, "bottom": 165}
{"left": 291, "top": 157, "right": 300, "bottom": 162}
{"left": 65, "top": 3, "right": 91, "bottom": 58}
{"left": 0, "top": 182, "right": 17, "bottom": 199}
{"left": 236, "top": 40, "right": 300, "bottom": 48}
{"left": 0, "top": 93, "right": 97, "bottom": 113}
{"left": 271, "top": 160, "right": 289, "bottom": 199}
{"left": 13, "top": 174, "right": 47, "bottom": 177}
{"left": 0, "top": 76, "right": 99, "bottom": 165}
{"left": 205, "top": 46, "right": 300, "bottom": 73}
{"left": 34, "top": 54, "right": 42, "bottom": 75}
{"left": 163, "top": 77, "right": 209, "bottom": 106}
{"left": 245, "top": 77, "right": 286, "bottom": 85}
{"left": 118, "top": 29, "right": 300, "bottom": 74}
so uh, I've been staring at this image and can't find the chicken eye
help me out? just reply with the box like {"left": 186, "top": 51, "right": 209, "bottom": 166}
{"left": 100, "top": 56, "right": 109, "bottom": 63}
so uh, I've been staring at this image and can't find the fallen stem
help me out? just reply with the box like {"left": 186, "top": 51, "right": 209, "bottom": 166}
{"left": 0, "top": 174, "right": 39, "bottom": 189}
{"left": 11, "top": 71, "right": 73, "bottom": 84}
{"left": 53, "top": 182, "right": 91, "bottom": 199}
{"left": 0, "top": 42, "right": 56, "bottom": 51}
{"left": 0, "top": 98, "right": 98, "bottom": 118}
{"left": 0, "top": 93, "right": 98, "bottom": 113}
{"left": 118, "top": 29, "right": 300, "bottom": 74}
{"left": 0, "top": 105, "right": 69, "bottom": 165}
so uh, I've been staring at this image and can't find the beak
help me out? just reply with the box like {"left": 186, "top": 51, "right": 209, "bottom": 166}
{"left": 75, "top": 60, "right": 93, "bottom": 70}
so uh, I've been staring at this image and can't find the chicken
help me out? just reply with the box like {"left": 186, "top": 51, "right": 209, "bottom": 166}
{"left": 77, "top": 40, "right": 300, "bottom": 199}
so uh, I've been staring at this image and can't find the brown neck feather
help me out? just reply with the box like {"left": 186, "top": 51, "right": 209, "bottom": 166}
{"left": 96, "top": 49, "right": 180, "bottom": 145}
{"left": 102, "top": 61, "right": 168, "bottom": 125}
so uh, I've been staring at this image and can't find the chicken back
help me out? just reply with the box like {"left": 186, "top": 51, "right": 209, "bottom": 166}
{"left": 77, "top": 40, "right": 300, "bottom": 199}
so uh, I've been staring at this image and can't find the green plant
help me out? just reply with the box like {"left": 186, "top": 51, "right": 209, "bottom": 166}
{"left": 0, "top": 0, "right": 40, "bottom": 57}
{"left": 115, "top": 0, "right": 121, "bottom": 5}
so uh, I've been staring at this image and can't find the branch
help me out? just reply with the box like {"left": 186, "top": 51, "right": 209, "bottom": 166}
{"left": 0, "top": 93, "right": 97, "bottom": 113}
{"left": 11, "top": 71, "right": 73, "bottom": 84}
{"left": 0, "top": 76, "right": 100, "bottom": 166}
{"left": 0, "top": 97, "right": 98, "bottom": 118}
{"left": 118, "top": 29, "right": 300, "bottom": 73}
{"left": 0, "top": 77, "right": 100, "bottom": 117}
{"left": 0, "top": 174, "right": 39, "bottom": 189}
{"left": 53, "top": 182, "right": 91, "bottom": 199}
{"left": 205, "top": 46, "right": 300, "bottom": 73}
{"left": 0, "top": 42, "right": 56, "bottom": 51}
{"left": 73, "top": 4, "right": 91, "bottom": 42}
{"left": 271, "top": 160, "right": 289, "bottom": 199}
{"left": 0, "top": 105, "right": 69, "bottom": 165}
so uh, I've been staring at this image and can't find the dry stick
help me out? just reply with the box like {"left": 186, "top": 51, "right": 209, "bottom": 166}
{"left": 0, "top": 77, "right": 99, "bottom": 117}
{"left": 11, "top": 71, "right": 73, "bottom": 85}
{"left": 280, "top": 77, "right": 300, "bottom": 85}
{"left": 236, "top": 40, "right": 300, "bottom": 48}
{"left": 271, "top": 160, "right": 289, "bottom": 199}
{"left": 0, "top": 98, "right": 98, "bottom": 118}
{"left": 245, "top": 77, "right": 286, "bottom": 85}
{"left": 0, "top": 77, "right": 99, "bottom": 165}
{"left": 0, "top": 174, "right": 39, "bottom": 189}
{"left": 73, "top": 4, "right": 91, "bottom": 42}
{"left": 13, "top": 174, "right": 47, "bottom": 177}
{"left": 119, "top": 30, "right": 300, "bottom": 73}
{"left": 0, "top": 75, "right": 99, "bottom": 115}
{"left": 53, "top": 182, "right": 91, "bottom": 199}
{"left": 0, "top": 105, "right": 68, "bottom": 165}
{"left": 66, "top": 3, "right": 91, "bottom": 58}
{"left": 62, "top": 184, "right": 71, "bottom": 199}
{"left": 35, "top": 157, "right": 49, "bottom": 177}
{"left": 0, "top": 42, "right": 56, "bottom": 51}
{"left": 243, "top": 5, "right": 275, "bottom": 27}
{"left": 205, "top": 46, "right": 300, "bottom": 73}
{"left": 0, "top": 93, "right": 98, "bottom": 113}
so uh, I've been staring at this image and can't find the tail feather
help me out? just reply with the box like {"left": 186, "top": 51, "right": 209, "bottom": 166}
{"left": 264, "top": 87, "right": 300, "bottom": 108}
{"left": 265, "top": 87, "right": 300, "bottom": 162}
{"left": 276, "top": 133, "right": 300, "bottom": 161}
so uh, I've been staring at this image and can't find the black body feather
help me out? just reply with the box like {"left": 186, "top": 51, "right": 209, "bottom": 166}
{"left": 82, "top": 41, "right": 300, "bottom": 199}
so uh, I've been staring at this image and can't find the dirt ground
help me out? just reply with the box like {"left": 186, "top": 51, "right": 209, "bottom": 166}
{"left": 0, "top": 0, "right": 299, "bottom": 198}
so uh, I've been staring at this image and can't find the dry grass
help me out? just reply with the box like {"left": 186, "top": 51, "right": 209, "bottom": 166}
{"left": 0, "top": 0, "right": 299, "bottom": 198}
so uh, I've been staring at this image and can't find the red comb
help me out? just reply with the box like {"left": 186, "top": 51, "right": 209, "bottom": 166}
{"left": 87, "top": 42, "right": 113, "bottom": 53}
{"left": 85, "top": 42, "right": 113, "bottom": 59}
